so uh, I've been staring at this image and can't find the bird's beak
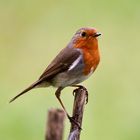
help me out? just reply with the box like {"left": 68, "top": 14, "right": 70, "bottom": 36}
{"left": 93, "top": 32, "right": 102, "bottom": 37}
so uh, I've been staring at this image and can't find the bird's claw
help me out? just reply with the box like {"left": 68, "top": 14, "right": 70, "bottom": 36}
{"left": 67, "top": 115, "right": 82, "bottom": 130}
{"left": 79, "top": 86, "right": 88, "bottom": 104}
{"left": 72, "top": 85, "right": 88, "bottom": 104}
{"left": 72, "top": 88, "right": 78, "bottom": 96}
{"left": 85, "top": 90, "right": 88, "bottom": 104}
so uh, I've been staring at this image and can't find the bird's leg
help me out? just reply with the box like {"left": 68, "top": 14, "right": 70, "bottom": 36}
{"left": 55, "top": 87, "right": 67, "bottom": 113}
{"left": 55, "top": 87, "right": 81, "bottom": 129}
{"left": 71, "top": 85, "right": 88, "bottom": 104}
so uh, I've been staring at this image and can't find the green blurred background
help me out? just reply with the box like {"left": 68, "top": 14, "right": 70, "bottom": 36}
{"left": 0, "top": 0, "right": 140, "bottom": 139}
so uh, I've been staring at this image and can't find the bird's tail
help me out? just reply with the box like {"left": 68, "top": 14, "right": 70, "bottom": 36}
{"left": 9, "top": 80, "right": 42, "bottom": 103}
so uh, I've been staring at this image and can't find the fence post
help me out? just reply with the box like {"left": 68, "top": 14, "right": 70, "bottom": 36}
{"left": 45, "top": 109, "right": 65, "bottom": 140}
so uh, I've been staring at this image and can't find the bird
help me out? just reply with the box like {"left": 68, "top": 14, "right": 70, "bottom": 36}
{"left": 10, "top": 27, "right": 101, "bottom": 125}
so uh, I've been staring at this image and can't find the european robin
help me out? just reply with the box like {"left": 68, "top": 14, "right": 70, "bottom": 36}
{"left": 10, "top": 27, "right": 101, "bottom": 124}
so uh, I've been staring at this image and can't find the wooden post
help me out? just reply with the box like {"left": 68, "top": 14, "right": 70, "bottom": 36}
{"left": 45, "top": 109, "right": 65, "bottom": 140}
{"left": 68, "top": 86, "right": 88, "bottom": 140}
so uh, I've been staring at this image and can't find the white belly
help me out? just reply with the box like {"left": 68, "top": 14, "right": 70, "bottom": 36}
{"left": 51, "top": 67, "right": 94, "bottom": 87}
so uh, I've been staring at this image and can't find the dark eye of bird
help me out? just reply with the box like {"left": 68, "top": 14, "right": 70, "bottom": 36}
{"left": 81, "top": 32, "right": 87, "bottom": 37}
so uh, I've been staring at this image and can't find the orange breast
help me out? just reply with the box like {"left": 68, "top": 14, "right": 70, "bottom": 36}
{"left": 82, "top": 47, "right": 100, "bottom": 75}
{"left": 73, "top": 36, "right": 100, "bottom": 75}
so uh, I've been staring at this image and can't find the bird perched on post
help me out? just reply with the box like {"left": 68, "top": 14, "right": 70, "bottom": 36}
{"left": 10, "top": 27, "right": 101, "bottom": 124}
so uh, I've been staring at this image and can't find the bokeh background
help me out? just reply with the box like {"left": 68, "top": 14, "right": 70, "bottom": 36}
{"left": 0, "top": 0, "right": 140, "bottom": 140}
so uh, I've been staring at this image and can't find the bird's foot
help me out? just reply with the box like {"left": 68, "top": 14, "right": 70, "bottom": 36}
{"left": 72, "top": 85, "right": 88, "bottom": 104}
{"left": 72, "top": 85, "right": 84, "bottom": 96}
{"left": 67, "top": 114, "right": 82, "bottom": 130}
{"left": 85, "top": 90, "right": 88, "bottom": 104}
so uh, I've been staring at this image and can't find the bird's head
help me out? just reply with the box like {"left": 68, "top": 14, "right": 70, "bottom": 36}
{"left": 70, "top": 27, "right": 101, "bottom": 50}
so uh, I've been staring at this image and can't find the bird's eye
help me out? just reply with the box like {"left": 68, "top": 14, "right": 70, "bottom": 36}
{"left": 80, "top": 31, "right": 87, "bottom": 37}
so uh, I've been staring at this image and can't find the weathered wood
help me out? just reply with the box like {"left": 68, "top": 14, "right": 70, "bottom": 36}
{"left": 45, "top": 109, "right": 65, "bottom": 140}
{"left": 68, "top": 86, "right": 88, "bottom": 140}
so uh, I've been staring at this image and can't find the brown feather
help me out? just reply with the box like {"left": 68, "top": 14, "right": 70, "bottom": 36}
{"left": 9, "top": 80, "right": 42, "bottom": 103}
{"left": 39, "top": 47, "right": 81, "bottom": 80}
{"left": 10, "top": 47, "right": 81, "bottom": 102}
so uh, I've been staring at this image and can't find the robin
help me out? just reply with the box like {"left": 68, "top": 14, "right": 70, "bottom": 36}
{"left": 10, "top": 27, "right": 101, "bottom": 125}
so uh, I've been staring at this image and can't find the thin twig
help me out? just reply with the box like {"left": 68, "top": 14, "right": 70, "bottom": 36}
{"left": 68, "top": 86, "right": 88, "bottom": 140}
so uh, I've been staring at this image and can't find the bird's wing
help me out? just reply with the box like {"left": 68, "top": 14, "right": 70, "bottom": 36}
{"left": 9, "top": 47, "right": 81, "bottom": 103}
{"left": 39, "top": 47, "right": 81, "bottom": 81}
